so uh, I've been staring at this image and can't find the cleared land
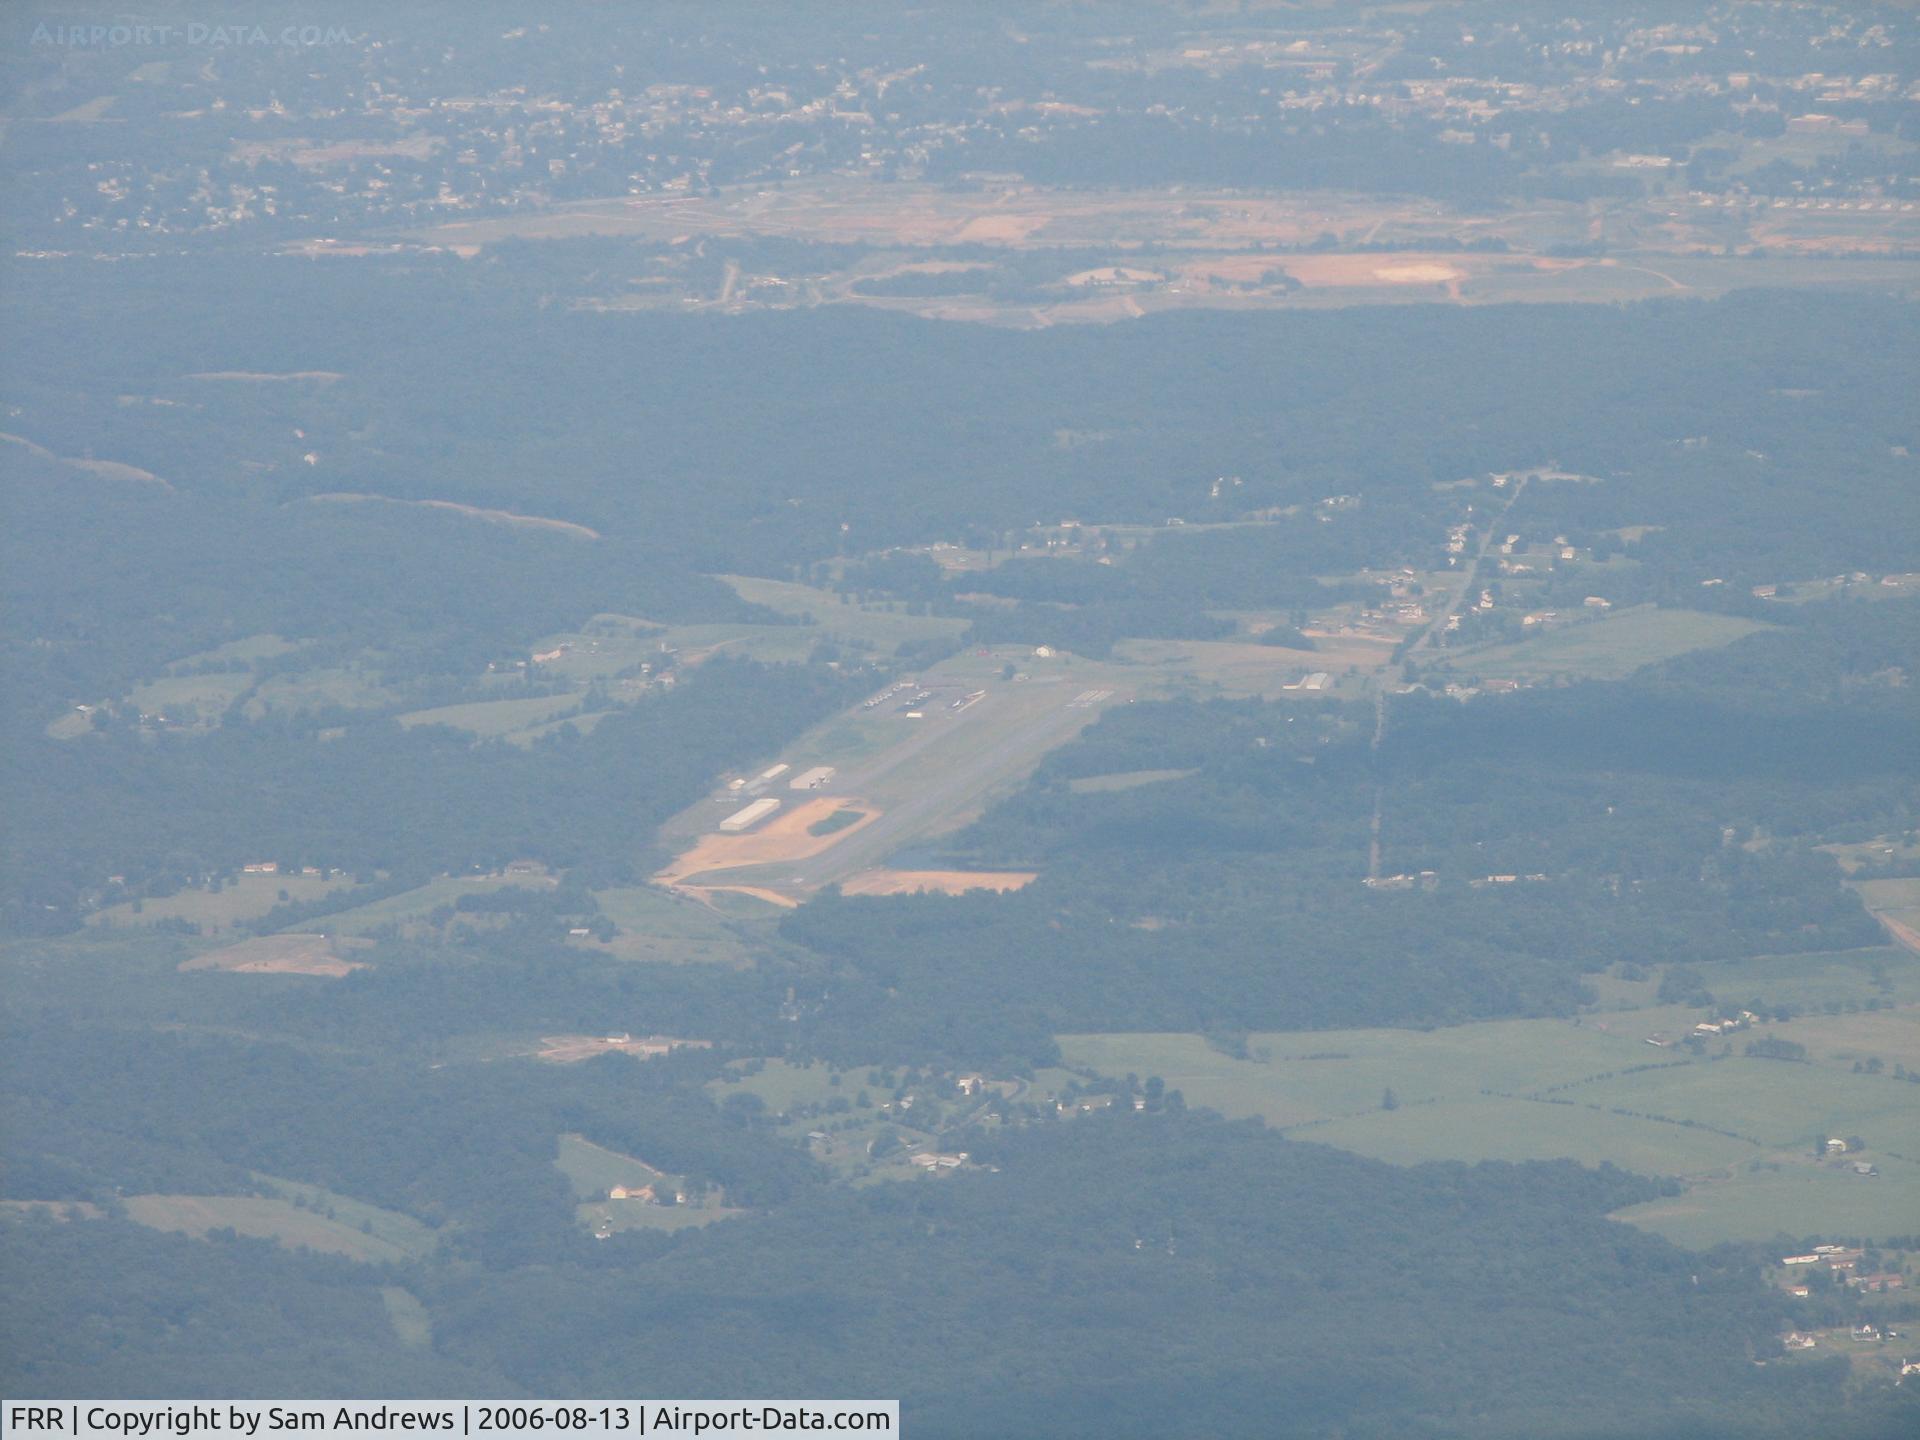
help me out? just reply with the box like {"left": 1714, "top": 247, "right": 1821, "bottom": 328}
{"left": 1064, "top": 971, "right": 1920, "bottom": 1245}
{"left": 1851, "top": 878, "right": 1920, "bottom": 955}
{"left": 587, "top": 885, "right": 760, "bottom": 965}
{"left": 124, "top": 1191, "right": 433, "bottom": 1264}
{"left": 1441, "top": 606, "right": 1774, "bottom": 682}
{"left": 555, "top": 1133, "right": 669, "bottom": 1199}
{"left": 839, "top": 869, "right": 1037, "bottom": 897}
{"left": 657, "top": 797, "right": 884, "bottom": 890}
{"left": 177, "top": 933, "right": 372, "bottom": 978}
{"left": 87, "top": 871, "right": 353, "bottom": 934}
{"left": 1067, "top": 768, "right": 1198, "bottom": 794}
{"left": 534, "top": 1034, "right": 710, "bottom": 1064}
{"left": 1114, "top": 635, "right": 1392, "bottom": 697}
{"left": 397, "top": 692, "right": 582, "bottom": 737}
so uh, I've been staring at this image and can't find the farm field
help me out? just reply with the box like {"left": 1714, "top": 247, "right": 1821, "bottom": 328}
{"left": 317, "top": 873, "right": 554, "bottom": 937}
{"left": 124, "top": 1189, "right": 435, "bottom": 1264}
{"left": 1610, "top": 1153, "right": 1920, "bottom": 1248}
{"left": 719, "top": 575, "right": 971, "bottom": 655}
{"left": 1113, "top": 635, "right": 1391, "bottom": 697}
{"left": 1064, "top": 974, "right": 1920, "bottom": 1245}
{"left": 87, "top": 871, "right": 353, "bottom": 934}
{"left": 253, "top": 1174, "right": 441, "bottom": 1259}
{"left": 587, "top": 885, "right": 760, "bottom": 965}
{"left": 1851, "top": 878, "right": 1920, "bottom": 953}
{"left": 397, "top": 692, "right": 583, "bottom": 737}
{"left": 1441, "top": 606, "right": 1774, "bottom": 682}
{"left": 1688, "top": 947, "right": 1920, "bottom": 1011}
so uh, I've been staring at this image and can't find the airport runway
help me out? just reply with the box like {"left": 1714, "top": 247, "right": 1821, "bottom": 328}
{"left": 779, "top": 690, "right": 1112, "bottom": 890}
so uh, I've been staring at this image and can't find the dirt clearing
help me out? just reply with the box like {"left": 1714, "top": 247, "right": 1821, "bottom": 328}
{"left": 179, "top": 933, "right": 371, "bottom": 978}
{"left": 657, "top": 797, "right": 882, "bottom": 886}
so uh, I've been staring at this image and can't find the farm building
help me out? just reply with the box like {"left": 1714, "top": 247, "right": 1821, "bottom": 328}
{"left": 719, "top": 797, "right": 781, "bottom": 833}
{"left": 790, "top": 766, "right": 836, "bottom": 790}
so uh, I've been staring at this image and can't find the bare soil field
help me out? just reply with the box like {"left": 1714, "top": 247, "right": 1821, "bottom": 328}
{"left": 657, "top": 797, "right": 883, "bottom": 887}
{"left": 840, "top": 868, "right": 1037, "bottom": 897}
{"left": 178, "top": 933, "right": 372, "bottom": 978}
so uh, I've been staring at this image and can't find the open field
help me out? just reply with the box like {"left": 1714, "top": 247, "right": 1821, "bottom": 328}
{"left": 1065, "top": 978, "right": 1920, "bottom": 1245}
{"left": 177, "top": 933, "right": 372, "bottom": 978}
{"left": 578, "top": 1200, "right": 744, "bottom": 1234}
{"left": 87, "top": 871, "right": 354, "bottom": 934}
{"left": 1692, "top": 947, "right": 1920, "bottom": 1011}
{"left": 124, "top": 1191, "right": 434, "bottom": 1264}
{"left": 555, "top": 1133, "right": 669, "bottom": 1200}
{"left": 839, "top": 868, "right": 1036, "bottom": 897}
{"left": 253, "top": 1174, "right": 441, "bottom": 1259}
{"left": 1068, "top": 768, "right": 1197, "bottom": 794}
{"left": 534, "top": 1034, "right": 710, "bottom": 1064}
{"left": 317, "top": 873, "right": 555, "bottom": 936}
{"left": 1441, "top": 606, "right": 1774, "bottom": 682}
{"left": 1824, "top": 836, "right": 1920, "bottom": 875}
{"left": 587, "top": 885, "right": 760, "bottom": 964}
{"left": 1851, "top": 878, "right": 1920, "bottom": 954}
{"left": 1610, "top": 1153, "right": 1920, "bottom": 1248}
{"left": 720, "top": 575, "right": 970, "bottom": 654}
{"left": 381, "top": 1288, "right": 433, "bottom": 1348}
{"left": 397, "top": 692, "right": 583, "bottom": 737}
{"left": 1113, "top": 635, "right": 1392, "bottom": 697}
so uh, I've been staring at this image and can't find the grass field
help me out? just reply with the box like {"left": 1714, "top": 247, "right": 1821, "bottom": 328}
{"left": 1442, "top": 606, "right": 1772, "bottom": 682}
{"left": 808, "top": 807, "right": 866, "bottom": 837}
{"left": 554, "top": 1133, "right": 670, "bottom": 1200}
{"left": 1114, "top": 635, "right": 1391, "bottom": 698}
{"left": 588, "top": 885, "right": 760, "bottom": 964}
{"left": 380, "top": 1287, "right": 433, "bottom": 1348}
{"left": 1692, "top": 947, "right": 1920, "bottom": 1011}
{"left": 397, "top": 692, "right": 582, "bottom": 736}
{"left": 1610, "top": 1153, "right": 1920, "bottom": 1247}
{"left": 1558, "top": 1058, "right": 1920, "bottom": 1156}
{"left": 1065, "top": 984, "right": 1920, "bottom": 1245}
{"left": 87, "top": 871, "right": 353, "bottom": 934}
{"left": 1851, "top": 878, "right": 1920, "bottom": 948}
{"left": 125, "top": 1187, "right": 436, "bottom": 1264}
{"left": 720, "top": 574, "right": 969, "bottom": 656}
{"left": 254, "top": 1174, "right": 440, "bottom": 1259}
{"left": 318, "top": 874, "right": 550, "bottom": 936}
{"left": 1067, "top": 767, "right": 1198, "bottom": 794}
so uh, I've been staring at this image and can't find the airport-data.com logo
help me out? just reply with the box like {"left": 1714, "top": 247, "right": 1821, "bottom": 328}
{"left": 31, "top": 21, "right": 360, "bottom": 48}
